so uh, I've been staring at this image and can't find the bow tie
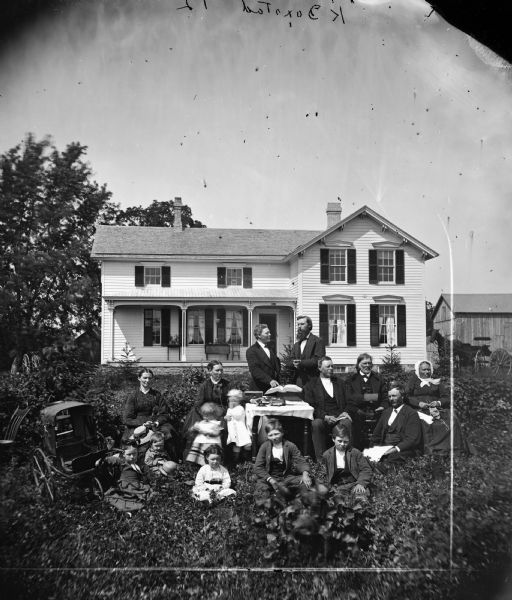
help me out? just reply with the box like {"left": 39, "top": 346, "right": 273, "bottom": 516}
{"left": 419, "top": 378, "right": 441, "bottom": 387}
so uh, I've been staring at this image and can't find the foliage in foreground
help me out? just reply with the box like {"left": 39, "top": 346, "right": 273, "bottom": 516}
{"left": 1, "top": 372, "right": 512, "bottom": 599}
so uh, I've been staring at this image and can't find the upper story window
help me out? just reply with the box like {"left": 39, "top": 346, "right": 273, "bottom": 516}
{"left": 144, "top": 267, "right": 161, "bottom": 285}
{"left": 369, "top": 249, "right": 404, "bottom": 285}
{"left": 217, "top": 267, "right": 252, "bottom": 288}
{"left": 320, "top": 248, "right": 356, "bottom": 284}
{"left": 135, "top": 266, "right": 171, "bottom": 288}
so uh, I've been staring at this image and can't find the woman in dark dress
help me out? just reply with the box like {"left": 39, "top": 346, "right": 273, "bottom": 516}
{"left": 181, "top": 360, "right": 231, "bottom": 459}
{"left": 122, "top": 368, "right": 179, "bottom": 460}
{"left": 405, "top": 360, "right": 468, "bottom": 457}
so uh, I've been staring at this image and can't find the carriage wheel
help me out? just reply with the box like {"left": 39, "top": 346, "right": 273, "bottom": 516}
{"left": 91, "top": 477, "right": 104, "bottom": 500}
{"left": 490, "top": 349, "right": 512, "bottom": 376}
{"left": 32, "top": 448, "right": 56, "bottom": 502}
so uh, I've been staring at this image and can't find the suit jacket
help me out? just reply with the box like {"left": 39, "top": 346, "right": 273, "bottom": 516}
{"left": 246, "top": 342, "right": 281, "bottom": 393}
{"left": 304, "top": 376, "right": 346, "bottom": 420}
{"left": 322, "top": 446, "right": 373, "bottom": 487}
{"left": 254, "top": 440, "right": 310, "bottom": 482}
{"left": 291, "top": 333, "right": 326, "bottom": 387}
{"left": 370, "top": 404, "right": 422, "bottom": 455}
{"left": 345, "top": 371, "right": 387, "bottom": 416}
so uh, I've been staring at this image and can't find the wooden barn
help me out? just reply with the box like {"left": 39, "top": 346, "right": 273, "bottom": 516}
{"left": 432, "top": 293, "right": 512, "bottom": 351}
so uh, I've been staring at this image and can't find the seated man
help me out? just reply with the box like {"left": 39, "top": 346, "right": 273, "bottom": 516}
{"left": 304, "top": 356, "right": 352, "bottom": 461}
{"left": 367, "top": 381, "right": 422, "bottom": 467}
{"left": 322, "top": 424, "right": 372, "bottom": 500}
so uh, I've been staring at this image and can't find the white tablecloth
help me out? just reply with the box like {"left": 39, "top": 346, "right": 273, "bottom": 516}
{"left": 245, "top": 401, "right": 314, "bottom": 432}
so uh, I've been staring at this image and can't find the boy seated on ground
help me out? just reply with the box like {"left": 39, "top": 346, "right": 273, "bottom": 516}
{"left": 322, "top": 424, "right": 372, "bottom": 500}
{"left": 253, "top": 418, "right": 313, "bottom": 502}
{"left": 144, "top": 431, "right": 178, "bottom": 480}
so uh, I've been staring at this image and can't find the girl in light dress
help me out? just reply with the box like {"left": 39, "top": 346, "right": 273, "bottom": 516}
{"left": 192, "top": 445, "right": 236, "bottom": 503}
{"left": 225, "top": 389, "right": 252, "bottom": 463}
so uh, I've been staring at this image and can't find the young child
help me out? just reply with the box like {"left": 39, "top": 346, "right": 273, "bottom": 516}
{"left": 253, "top": 418, "right": 313, "bottom": 501}
{"left": 144, "top": 431, "right": 178, "bottom": 480}
{"left": 225, "top": 389, "right": 252, "bottom": 463}
{"left": 322, "top": 424, "right": 372, "bottom": 500}
{"left": 186, "top": 402, "right": 223, "bottom": 466}
{"left": 192, "top": 444, "right": 236, "bottom": 503}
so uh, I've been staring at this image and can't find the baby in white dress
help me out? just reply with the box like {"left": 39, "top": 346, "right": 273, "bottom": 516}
{"left": 225, "top": 389, "right": 252, "bottom": 463}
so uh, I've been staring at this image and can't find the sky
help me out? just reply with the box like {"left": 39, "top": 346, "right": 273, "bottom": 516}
{"left": 1, "top": 0, "right": 511, "bottom": 303}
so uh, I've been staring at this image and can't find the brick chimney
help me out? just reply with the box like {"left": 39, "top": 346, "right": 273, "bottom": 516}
{"left": 326, "top": 202, "right": 342, "bottom": 228}
{"left": 173, "top": 197, "right": 183, "bottom": 231}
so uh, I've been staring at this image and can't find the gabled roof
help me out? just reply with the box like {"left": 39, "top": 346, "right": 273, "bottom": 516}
{"left": 92, "top": 204, "right": 438, "bottom": 262}
{"left": 92, "top": 226, "right": 321, "bottom": 260}
{"left": 283, "top": 205, "right": 438, "bottom": 261}
{"left": 433, "top": 293, "right": 512, "bottom": 318}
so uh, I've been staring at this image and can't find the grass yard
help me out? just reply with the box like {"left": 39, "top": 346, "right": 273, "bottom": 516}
{"left": 1, "top": 369, "right": 512, "bottom": 599}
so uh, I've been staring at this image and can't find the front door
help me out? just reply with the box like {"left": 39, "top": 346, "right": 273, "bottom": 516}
{"left": 259, "top": 313, "right": 277, "bottom": 354}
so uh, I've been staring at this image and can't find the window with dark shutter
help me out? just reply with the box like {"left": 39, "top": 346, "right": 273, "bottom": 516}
{"left": 217, "top": 308, "right": 226, "bottom": 342}
{"left": 397, "top": 305, "right": 407, "bottom": 346}
{"left": 242, "top": 267, "right": 252, "bottom": 288}
{"left": 161, "top": 266, "right": 171, "bottom": 287}
{"left": 346, "top": 304, "right": 356, "bottom": 346}
{"left": 205, "top": 309, "right": 214, "bottom": 344}
{"left": 369, "top": 250, "right": 378, "bottom": 284}
{"left": 370, "top": 304, "right": 380, "bottom": 346}
{"left": 242, "top": 309, "right": 248, "bottom": 346}
{"left": 135, "top": 266, "right": 144, "bottom": 287}
{"left": 395, "top": 250, "right": 405, "bottom": 285}
{"left": 161, "top": 308, "right": 170, "bottom": 346}
{"left": 347, "top": 249, "right": 356, "bottom": 284}
{"left": 319, "top": 304, "right": 329, "bottom": 346}
{"left": 217, "top": 267, "right": 227, "bottom": 288}
{"left": 143, "top": 309, "right": 154, "bottom": 346}
{"left": 320, "top": 249, "right": 330, "bottom": 283}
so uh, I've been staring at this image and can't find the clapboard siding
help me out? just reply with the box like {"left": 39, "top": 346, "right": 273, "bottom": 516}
{"left": 102, "top": 261, "right": 289, "bottom": 296}
{"left": 297, "top": 218, "right": 427, "bottom": 365}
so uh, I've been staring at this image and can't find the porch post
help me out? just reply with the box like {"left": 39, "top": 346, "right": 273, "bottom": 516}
{"left": 181, "top": 307, "right": 187, "bottom": 361}
{"left": 248, "top": 305, "right": 253, "bottom": 346}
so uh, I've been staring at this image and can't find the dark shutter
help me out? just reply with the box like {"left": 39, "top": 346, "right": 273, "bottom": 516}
{"left": 178, "top": 309, "right": 183, "bottom": 345}
{"left": 205, "top": 309, "right": 214, "bottom": 344}
{"left": 347, "top": 249, "right": 356, "bottom": 284}
{"left": 161, "top": 308, "right": 170, "bottom": 346}
{"left": 319, "top": 304, "right": 329, "bottom": 346}
{"left": 369, "top": 250, "right": 378, "bottom": 284}
{"left": 143, "top": 309, "right": 153, "bottom": 346}
{"left": 217, "top": 267, "right": 226, "bottom": 288}
{"left": 320, "top": 249, "right": 330, "bottom": 283}
{"left": 346, "top": 304, "right": 356, "bottom": 346}
{"left": 370, "top": 304, "right": 380, "bottom": 347}
{"left": 135, "top": 266, "right": 144, "bottom": 287}
{"left": 395, "top": 250, "right": 404, "bottom": 285}
{"left": 161, "top": 266, "right": 171, "bottom": 287}
{"left": 243, "top": 267, "right": 252, "bottom": 288}
{"left": 217, "top": 308, "right": 226, "bottom": 342}
{"left": 242, "top": 309, "right": 248, "bottom": 346}
{"left": 397, "top": 305, "right": 407, "bottom": 346}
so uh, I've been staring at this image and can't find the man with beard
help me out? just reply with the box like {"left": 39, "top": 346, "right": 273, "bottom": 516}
{"left": 291, "top": 315, "right": 325, "bottom": 388}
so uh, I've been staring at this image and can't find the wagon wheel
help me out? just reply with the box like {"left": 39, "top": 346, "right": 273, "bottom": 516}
{"left": 91, "top": 477, "right": 104, "bottom": 500}
{"left": 32, "top": 448, "right": 56, "bottom": 502}
{"left": 490, "top": 349, "right": 512, "bottom": 376}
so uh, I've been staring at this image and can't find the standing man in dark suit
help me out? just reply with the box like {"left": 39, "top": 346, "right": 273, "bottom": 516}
{"left": 246, "top": 323, "right": 281, "bottom": 393}
{"left": 291, "top": 315, "right": 326, "bottom": 388}
{"left": 345, "top": 353, "right": 388, "bottom": 450}
{"left": 304, "top": 356, "right": 352, "bottom": 461}
{"left": 370, "top": 381, "right": 422, "bottom": 465}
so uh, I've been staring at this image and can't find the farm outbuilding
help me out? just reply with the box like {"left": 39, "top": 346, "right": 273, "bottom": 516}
{"left": 432, "top": 293, "right": 512, "bottom": 350}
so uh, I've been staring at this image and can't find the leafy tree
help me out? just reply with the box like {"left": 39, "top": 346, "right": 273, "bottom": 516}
{"left": 107, "top": 198, "right": 205, "bottom": 228}
{"left": 0, "top": 134, "right": 115, "bottom": 368}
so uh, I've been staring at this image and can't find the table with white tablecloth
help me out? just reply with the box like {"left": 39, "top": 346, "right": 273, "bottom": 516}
{"left": 244, "top": 399, "right": 314, "bottom": 459}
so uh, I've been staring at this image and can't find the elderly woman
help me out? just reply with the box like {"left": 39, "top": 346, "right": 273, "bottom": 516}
{"left": 181, "top": 360, "right": 232, "bottom": 459}
{"left": 405, "top": 360, "right": 468, "bottom": 457}
{"left": 122, "top": 368, "right": 179, "bottom": 460}
{"left": 344, "top": 353, "right": 388, "bottom": 450}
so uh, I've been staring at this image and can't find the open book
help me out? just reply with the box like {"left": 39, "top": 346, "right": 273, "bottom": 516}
{"left": 264, "top": 384, "right": 303, "bottom": 396}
